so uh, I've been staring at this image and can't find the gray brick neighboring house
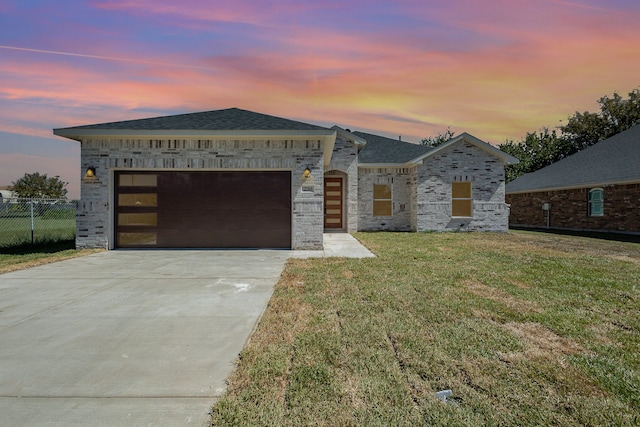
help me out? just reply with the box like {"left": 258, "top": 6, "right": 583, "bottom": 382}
{"left": 53, "top": 108, "right": 518, "bottom": 250}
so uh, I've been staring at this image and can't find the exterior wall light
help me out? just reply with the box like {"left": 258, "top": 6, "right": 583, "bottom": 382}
{"left": 304, "top": 167, "right": 312, "bottom": 178}
{"left": 85, "top": 166, "right": 96, "bottom": 178}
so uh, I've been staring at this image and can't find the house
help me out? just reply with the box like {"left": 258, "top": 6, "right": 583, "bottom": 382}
{"left": 0, "top": 186, "right": 16, "bottom": 203}
{"left": 53, "top": 108, "right": 518, "bottom": 250}
{"left": 506, "top": 123, "right": 640, "bottom": 235}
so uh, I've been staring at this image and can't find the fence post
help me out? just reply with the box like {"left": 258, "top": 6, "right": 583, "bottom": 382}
{"left": 30, "top": 199, "right": 35, "bottom": 244}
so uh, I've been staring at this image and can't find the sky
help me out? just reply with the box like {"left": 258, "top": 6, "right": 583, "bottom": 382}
{"left": 1, "top": 0, "right": 639, "bottom": 199}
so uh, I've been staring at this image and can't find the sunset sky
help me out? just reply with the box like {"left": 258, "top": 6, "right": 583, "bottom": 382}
{"left": 1, "top": 0, "right": 639, "bottom": 199}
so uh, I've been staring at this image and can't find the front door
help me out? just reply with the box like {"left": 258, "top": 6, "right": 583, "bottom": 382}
{"left": 324, "top": 177, "right": 343, "bottom": 229}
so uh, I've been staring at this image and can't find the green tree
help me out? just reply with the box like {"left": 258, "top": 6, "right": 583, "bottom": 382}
{"left": 500, "top": 87, "right": 640, "bottom": 182}
{"left": 10, "top": 172, "right": 68, "bottom": 199}
{"left": 560, "top": 88, "right": 640, "bottom": 150}
{"left": 420, "top": 128, "right": 455, "bottom": 147}
{"left": 499, "top": 128, "right": 571, "bottom": 182}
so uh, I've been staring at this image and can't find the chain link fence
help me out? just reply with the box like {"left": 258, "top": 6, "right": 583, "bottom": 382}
{"left": 0, "top": 198, "right": 76, "bottom": 249}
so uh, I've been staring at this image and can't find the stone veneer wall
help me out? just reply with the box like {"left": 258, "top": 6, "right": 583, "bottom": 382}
{"left": 357, "top": 167, "right": 415, "bottom": 231}
{"left": 326, "top": 135, "right": 359, "bottom": 232}
{"left": 416, "top": 141, "right": 509, "bottom": 232}
{"left": 77, "top": 138, "right": 324, "bottom": 250}
{"left": 506, "top": 183, "right": 640, "bottom": 233}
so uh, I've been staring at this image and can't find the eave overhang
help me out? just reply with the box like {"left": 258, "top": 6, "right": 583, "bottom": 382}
{"left": 53, "top": 128, "right": 338, "bottom": 168}
{"left": 358, "top": 162, "right": 418, "bottom": 168}
{"left": 53, "top": 127, "right": 336, "bottom": 140}
{"left": 506, "top": 178, "right": 640, "bottom": 194}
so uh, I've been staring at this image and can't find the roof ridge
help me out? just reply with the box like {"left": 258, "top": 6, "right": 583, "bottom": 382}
{"left": 54, "top": 107, "right": 331, "bottom": 132}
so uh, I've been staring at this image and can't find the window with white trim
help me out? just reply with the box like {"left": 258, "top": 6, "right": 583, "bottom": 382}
{"left": 588, "top": 188, "right": 604, "bottom": 217}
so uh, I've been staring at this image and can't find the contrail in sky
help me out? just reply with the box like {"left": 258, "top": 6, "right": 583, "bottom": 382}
{"left": 545, "top": 0, "right": 608, "bottom": 11}
{"left": 0, "top": 45, "right": 214, "bottom": 71}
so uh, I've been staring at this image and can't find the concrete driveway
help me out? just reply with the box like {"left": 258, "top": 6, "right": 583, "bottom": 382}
{"left": 0, "top": 249, "right": 290, "bottom": 426}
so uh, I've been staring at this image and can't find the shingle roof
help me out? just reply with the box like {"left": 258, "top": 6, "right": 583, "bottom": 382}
{"left": 506, "top": 124, "right": 640, "bottom": 193}
{"left": 352, "top": 131, "right": 432, "bottom": 164}
{"left": 55, "top": 107, "right": 330, "bottom": 132}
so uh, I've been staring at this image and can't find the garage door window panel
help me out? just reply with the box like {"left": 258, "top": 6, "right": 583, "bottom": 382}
{"left": 116, "top": 172, "right": 159, "bottom": 248}
{"left": 119, "top": 174, "right": 157, "bottom": 187}
{"left": 118, "top": 232, "right": 157, "bottom": 246}
{"left": 118, "top": 193, "right": 158, "bottom": 207}
{"left": 118, "top": 213, "right": 158, "bottom": 226}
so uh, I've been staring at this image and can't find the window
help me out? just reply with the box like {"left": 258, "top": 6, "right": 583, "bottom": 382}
{"left": 588, "top": 188, "right": 604, "bottom": 217}
{"left": 117, "top": 232, "right": 157, "bottom": 246}
{"left": 452, "top": 181, "right": 472, "bottom": 217}
{"left": 118, "top": 213, "right": 157, "bottom": 226}
{"left": 119, "top": 174, "right": 157, "bottom": 187}
{"left": 373, "top": 184, "right": 392, "bottom": 216}
{"left": 118, "top": 193, "right": 157, "bottom": 207}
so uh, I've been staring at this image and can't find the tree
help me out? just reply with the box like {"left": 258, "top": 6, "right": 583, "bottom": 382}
{"left": 499, "top": 128, "right": 571, "bottom": 183}
{"left": 10, "top": 172, "right": 68, "bottom": 199}
{"left": 420, "top": 128, "right": 455, "bottom": 147}
{"left": 500, "top": 87, "right": 640, "bottom": 182}
{"left": 560, "top": 88, "right": 640, "bottom": 151}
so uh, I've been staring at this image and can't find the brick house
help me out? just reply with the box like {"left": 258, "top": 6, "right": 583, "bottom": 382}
{"left": 506, "top": 124, "right": 640, "bottom": 235}
{"left": 53, "top": 108, "right": 517, "bottom": 250}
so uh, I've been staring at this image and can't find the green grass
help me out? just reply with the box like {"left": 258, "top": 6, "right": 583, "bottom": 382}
{"left": 0, "top": 240, "right": 102, "bottom": 274}
{"left": 210, "top": 231, "right": 640, "bottom": 426}
{"left": 0, "top": 216, "right": 75, "bottom": 248}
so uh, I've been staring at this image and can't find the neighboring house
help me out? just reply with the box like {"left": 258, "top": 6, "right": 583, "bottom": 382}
{"left": 53, "top": 108, "right": 518, "bottom": 250}
{"left": 0, "top": 187, "right": 16, "bottom": 203}
{"left": 506, "top": 124, "right": 640, "bottom": 235}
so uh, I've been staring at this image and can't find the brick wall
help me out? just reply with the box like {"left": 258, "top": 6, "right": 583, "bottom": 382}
{"left": 507, "top": 183, "right": 640, "bottom": 233}
{"left": 327, "top": 136, "right": 359, "bottom": 232}
{"left": 416, "top": 141, "right": 509, "bottom": 232}
{"left": 357, "top": 167, "right": 415, "bottom": 231}
{"left": 355, "top": 141, "right": 510, "bottom": 233}
{"left": 78, "top": 138, "right": 324, "bottom": 249}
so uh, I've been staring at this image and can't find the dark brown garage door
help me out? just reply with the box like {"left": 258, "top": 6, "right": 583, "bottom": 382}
{"left": 115, "top": 171, "right": 291, "bottom": 248}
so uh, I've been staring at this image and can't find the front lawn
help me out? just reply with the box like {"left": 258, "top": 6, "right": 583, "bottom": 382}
{"left": 0, "top": 241, "right": 102, "bottom": 274}
{"left": 211, "top": 231, "right": 640, "bottom": 426}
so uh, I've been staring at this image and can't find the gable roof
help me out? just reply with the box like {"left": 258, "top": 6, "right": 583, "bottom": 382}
{"left": 53, "top": 107, "right": 334, "bottom": 140}
{"left": 54, "top": 107, "right": 338, "bottom": 169}
{"left": 331, "top": 126, "right": 367, "bottom": 146}
{"left": 352, "top": 131, "right": 432, "bottom": 164}
{"left": 416, "top": 133, "right": 519, "bottom": 166}
{"left": 506, "top": 124, "right": 640, "bottom": 193}
{"left": 353, "top": 131, "right": 518, "bottom": 166}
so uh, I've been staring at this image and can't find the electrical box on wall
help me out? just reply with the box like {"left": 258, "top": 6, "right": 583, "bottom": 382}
{"left": 542, "top": 203, "right": 551, "bottom": 211}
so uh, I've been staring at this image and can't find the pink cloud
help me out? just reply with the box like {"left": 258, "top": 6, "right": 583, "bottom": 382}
{"left": 2, "top": 0, "right": 640, "bottom": 147}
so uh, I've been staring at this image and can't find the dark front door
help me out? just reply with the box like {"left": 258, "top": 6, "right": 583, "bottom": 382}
{"left": 324, "top": 177, "right": 343, "bottom": 229}
{"left": 115, "top": 171, "right": 291, "bottom": 248}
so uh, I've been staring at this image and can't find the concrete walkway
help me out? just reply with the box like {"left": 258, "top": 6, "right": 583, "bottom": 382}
{"left": 291, "top": 232, "right": 376, "bottom": 259}
{"left": 0, "top": 234, "right": 373, "bottom": 426}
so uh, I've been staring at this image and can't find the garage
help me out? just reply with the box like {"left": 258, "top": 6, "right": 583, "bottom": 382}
{"left": 115, "top": 171, "right": 292, "bottom": 248}
{"left": 54, "top": 107, "right": 332, "bottom": 250}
